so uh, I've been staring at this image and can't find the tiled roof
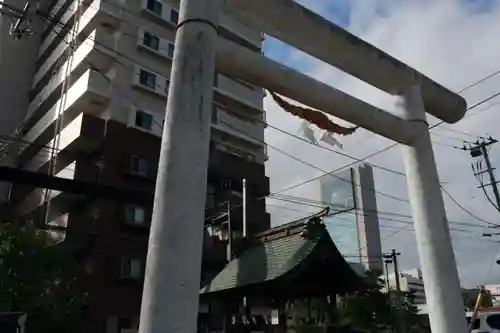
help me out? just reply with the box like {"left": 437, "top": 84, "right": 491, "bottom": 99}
{"left": 201, "top": 226, "right": 322, "bottom": 294}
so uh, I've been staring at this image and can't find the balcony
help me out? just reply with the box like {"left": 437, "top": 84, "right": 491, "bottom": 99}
{"left": 131, "top": 65, "right": 169, "bottom": 98}
{"left": 24, "top": 28, "right": 116, "bottom": 135}
{"left": 34, "top": 13, "right": 118, "bottom": 94}
{"left": 38, "top": 0, "right": 120, "bottom": 64}
{"left": 208, "top": 147, "right": 269, "bottom": 197}
{"left": 34, "top": 0, "right": 119, "bottom": 89}
{"left": 136, "top": 29, "right": 175, "bottom": 61}
{"left": 140, "top": 0, "right": 179, "bottom": 29}
{"left": 215, "top": 74, "right": 263, "bottom": 109}
{"left": 20, "top": 68, "right": 110, "bottom": 164}
{"left": 210, "top": 128, "right": 267, "bottom": 166}
{"left": 14, "top": 112, "right": 105, "bottom": 217}
{"left": 213, "top": 85, "right": 264, "bottom": 117}
{"left": 219, "top": 14, "right": 262, "bottom": 49}
{"left": 213, "top": 103, "right": 265, "bottom": 143}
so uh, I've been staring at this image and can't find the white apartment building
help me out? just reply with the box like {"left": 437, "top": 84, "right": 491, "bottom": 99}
{"left": 386, "top": 268, "right": 427, "bottom": 305}
{"left": 2, "top": 0, "right": 268, "bottom": 216}
{"left": 484, "top": 284, "right": 500, "bottom": 306}
{"left": 0, "top": 1, "right": 270, "bottom": 331}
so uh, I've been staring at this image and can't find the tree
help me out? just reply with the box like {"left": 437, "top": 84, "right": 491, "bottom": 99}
{"left": 0, "top": 221, "right": 89, "bottom": 332}
{"left": 461, "top": 287, "right": 493, "bottom": 311}
{"left": 337, "top": 270, "right": 419, "bottom": 332}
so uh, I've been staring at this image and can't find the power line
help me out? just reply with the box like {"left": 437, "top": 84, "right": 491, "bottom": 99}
{"left": 464, "top": 138, "right": 500, "bottom": 213}
{"left": 268, "top": 193, "right": 492, "bottom": 230}
{"left": 38, "top": 6, "right": 500, "bottom": 229}
{"left": 457, "top": 69, "right": 500, "bottom": 94}
{"left": 268, "top": 202, "right": 490, "bottom": 247}
{"left": 441, "top": 185, "right": 498, "bottom": 227}
{"left": 220, "top": 119, "right": 411, "bottom": 204}
{"left": 430, "top": 131, "right": 474, "bottom": 144}
{"left": 435, "top": 126, "right": 484, "bottom": 140}
{"left": 41, "top": 13, "right": 419, "bottom": 213}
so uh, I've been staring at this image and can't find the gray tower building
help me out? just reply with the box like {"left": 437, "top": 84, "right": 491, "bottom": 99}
{"left": 315, "top": 164, "right": 383, "bottom": 272}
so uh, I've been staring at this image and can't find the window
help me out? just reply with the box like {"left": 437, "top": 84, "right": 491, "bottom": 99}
{"left": 487, "top": 314, "right": 500, "bottom": 329}
{"left": 169, "top": 9, "right": 179, "bottom": 24}
{"left": 120, "top": 257, "right": 142, "bottom": 279}
{"left": 213, "top": 72, "right": 218, "bottom": 87}
{"left": 146, "top": 0, "right": 162, "bottom": 15}
{"left": 167, "top": 42, "right": 175, "bottom": 58}
{"left": 135, "top": 110, "right": 153, "bottom": 130}
{"left": 139, "top": 69, "right": 156, "bottom": 89}
{"left": 211, "top": 105, "right": 218, "bottom": 123}
{"left": 125, "top": 205, "right": 146, "bottom": 225}
{"left": 130, "top": 156, "right": 149, "bottom": 177}
{"left": 143, "top": 31, "right": 159, "bottom": 50}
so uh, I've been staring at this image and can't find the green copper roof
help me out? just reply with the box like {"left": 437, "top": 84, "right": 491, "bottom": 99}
{"left": 201, "top": 231, "right": 321, "bottom": 294}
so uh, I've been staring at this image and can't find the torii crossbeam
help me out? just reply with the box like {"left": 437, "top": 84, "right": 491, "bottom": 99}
{"left": 138, "top": 1, "right": 469, "bottom": 333}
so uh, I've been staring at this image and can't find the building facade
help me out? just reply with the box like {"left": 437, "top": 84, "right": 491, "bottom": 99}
{"left": 1, "top": 0, "right": 269, "bottom": 332}
{"left": 311, "top": 164, "right": 383, "bottom": 272}
{"left": 483, "top": 284, "right": 500, "bottom": 306}
{"left": 387, "top": 268, "right": 427, "bottom": 305}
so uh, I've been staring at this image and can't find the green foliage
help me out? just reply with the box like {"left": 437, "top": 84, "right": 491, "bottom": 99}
{"left": 337, "top": 270, "right": 419, "bottom": 332}
{"left": 460, "top": 287, "right": 494, "bottom": 311}
{"left": 483, "top": 292, "right": 494, "bottom": 307}
{"left": 0, "top": 221, "right": 88, "bottom": 331}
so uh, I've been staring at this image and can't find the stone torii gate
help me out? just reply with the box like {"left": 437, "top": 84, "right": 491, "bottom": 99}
{"left": 138, "top": 1, "right": 469, "bottom": 333}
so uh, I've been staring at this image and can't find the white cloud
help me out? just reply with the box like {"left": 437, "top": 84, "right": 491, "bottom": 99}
{"left": 263, "top": 0, "right": 500, "bottom": 287}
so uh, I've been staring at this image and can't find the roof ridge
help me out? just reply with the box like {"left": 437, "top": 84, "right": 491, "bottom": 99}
{"left": 253, "top": 207, "right": 330, "bottom": 239}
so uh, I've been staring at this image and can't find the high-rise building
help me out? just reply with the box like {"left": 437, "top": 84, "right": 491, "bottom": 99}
{"left": 311, "top": 164, "right": 383, "bottom": 272}
{"left": 1, "top": 0, "right": 269, "bottom": 331}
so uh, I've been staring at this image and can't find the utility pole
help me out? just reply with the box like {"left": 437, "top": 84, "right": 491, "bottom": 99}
{"left": 391, "top": 249, "right": 402, "bottom": 294}
{"left": 242, "top": 178, "right": 247, "bottom": 238}
{"left": 463, "top": 137, "right": 500, "bottom": 211}
{"left": 383, "top": 250, "right": 402, "bottom": 333}
{"left": 383, "top": 250, "right": 401, "bottom": 292}
{"left": 242, "top": 178, "right": 247, "bottom": 311}
{"left": 138, "top": 1, "right": 221, "bottom": 333}
{"left": 226, "top": 197, "right": 233, "bottom": 261}
{"left": 384, "top": 258, "right": 392, "bottom": 291}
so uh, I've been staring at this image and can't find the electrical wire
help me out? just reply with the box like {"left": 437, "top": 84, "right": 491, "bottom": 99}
{"left": 41, "top": 12, "right": 420, "bottom": 218}
{"left": 46, "top": 19, "right": 499, "bottom": 233}
{"left": 40, "top": 2, "right": 499, "bottom": 177}
{"left": 268, "top": 194, "right": 490, "bottom": 235}
{"left": 472, "top": 154, "right": 500, "bottom": 213}
{"left": 435, "top": 126, "right": 484, "bottom": 140}
{"left": 441, "top": 185, "right": 499, "bottom": 227}
{"left": 37, "top": 5, "right": 500, "bottom": 230}
{"left": 225, "top": 119, "right": 411, "bottom": 203}
{"left": 458, "top": 69, "right": 500, "bottom": 94}
{"left": 35, "top": 15, "right": 172, "bottom": 142}
{"left": 269, "top": 192, "right": 492, "bottom": 228}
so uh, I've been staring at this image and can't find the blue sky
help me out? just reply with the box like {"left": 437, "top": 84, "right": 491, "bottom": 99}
{"left": 262, "top": 0, "right": 500, "bottom": 287}
{"left": 263, "top": 0, "right": 498, "bottom": 68}
{"left": 262, "top": 0, "right": 350, "bottom": 70}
